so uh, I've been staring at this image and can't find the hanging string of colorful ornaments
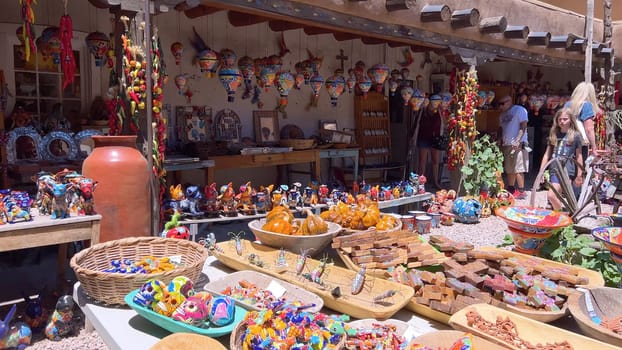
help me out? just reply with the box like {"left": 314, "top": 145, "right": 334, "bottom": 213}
{"left": 447, "top": 67, "right": 479, "bottom": 170}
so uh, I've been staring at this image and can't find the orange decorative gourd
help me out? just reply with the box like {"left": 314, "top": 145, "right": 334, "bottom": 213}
{"left": 262, "top": 218, "right": 293, "bottom": 234}
{"left": 266, "top": 205, "right": 294, "bottom": 223}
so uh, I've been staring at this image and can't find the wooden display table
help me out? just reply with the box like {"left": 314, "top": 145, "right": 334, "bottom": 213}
{"left": 206, "top": 149, "right": 321, "bottom": 184}
{"left": 0, "top": 211, "right": 101, "bottom": 280}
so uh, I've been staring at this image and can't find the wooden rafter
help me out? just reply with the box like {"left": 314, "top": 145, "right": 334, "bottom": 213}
{"left": 268, "top": 20, "right": 304, "bottom": 32}
{"left": 228, "top": 11, "right": 269, "bottom": 27}
{"left": 183, "top": 5, "right": 222, "bottom": 19}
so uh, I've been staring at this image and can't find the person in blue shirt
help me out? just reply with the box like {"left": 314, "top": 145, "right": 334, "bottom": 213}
{"left": 538, "top": 108, "right": 584, "bottom": 211}
{"left": 497, "top": 96, "right": 529, "bottom": 199}
{"left": 564, "top": 82, "right": 601, "bottom": 158}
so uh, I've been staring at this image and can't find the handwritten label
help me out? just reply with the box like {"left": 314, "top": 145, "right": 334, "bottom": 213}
{"left": 169, "top": 255, "right": 182, "bottom": 265}
{"left": 267, "top": 280, "right": 287, "bottom": 299}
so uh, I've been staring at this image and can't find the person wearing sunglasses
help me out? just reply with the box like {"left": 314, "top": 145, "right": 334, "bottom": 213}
{"left": 497, "top": 96, "right": 529, "bottom": 200}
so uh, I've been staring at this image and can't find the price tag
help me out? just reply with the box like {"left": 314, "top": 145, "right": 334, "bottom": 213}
{"left": 169, "top": 255, "right": 182, "bottom": 266}
{"left": 266, "top": 280, "right": 287, "bottom": 299}
{"left": 402, "top": 326, "right": 417, "bottom": 343}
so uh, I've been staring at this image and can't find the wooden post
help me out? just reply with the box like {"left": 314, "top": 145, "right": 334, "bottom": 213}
{"left": 526, "top": 32, "right": 551, "bottom": 46}
{"left": 503, "top": 25, "right": 529, "bottom": 39}
{"left": 451, "top": 8, "right": 479, "bottom": 29}
{"left": 603, "top": 0, "right": 616, "bottom": 149}
{"left": 420, "top": 4, "right": 451, "bottom": 22}
{"left": 585, "top": 0, "right": 594, "bottom": 82}
{"left": 479, "top": 16, "right": 507, "bottom": 34}
{"left": 385, "top": 0, "right": 415, "bottom": 12}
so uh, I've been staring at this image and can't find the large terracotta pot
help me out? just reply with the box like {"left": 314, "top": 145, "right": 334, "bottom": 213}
{"left": 82, "top": 135, "right": 151, "bottom": 242}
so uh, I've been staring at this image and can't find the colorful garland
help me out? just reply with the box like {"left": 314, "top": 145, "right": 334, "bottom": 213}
{"left": 59, "top": 13, "right": 76, "bottom": 90}
{"left": 151, "top": 28, "right": 167, "bottom": 225}
{"left": 121, "top": 17, "right": 144, "bottom": 134}
{"left": 19, "top": 0, "right": 37, "bottom": 62}
{"left": 447, "top": 67, "right": 479, "bottom": 170}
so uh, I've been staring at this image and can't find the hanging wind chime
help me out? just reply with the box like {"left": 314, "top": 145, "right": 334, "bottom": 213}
{"left": 19, "top": 0, "right": 37, "bottom": 62}
{"left": 59, "top": 0, "right": 76, "bottom": 90}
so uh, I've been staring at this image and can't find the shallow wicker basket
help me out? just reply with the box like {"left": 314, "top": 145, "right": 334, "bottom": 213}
{"left": 70, "top": 236, "right": 208, "bottom": 305}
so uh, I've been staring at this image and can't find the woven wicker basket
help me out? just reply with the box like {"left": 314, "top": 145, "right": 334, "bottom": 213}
{"left": 70, "top": 236, "right": 208, "bottom": 305}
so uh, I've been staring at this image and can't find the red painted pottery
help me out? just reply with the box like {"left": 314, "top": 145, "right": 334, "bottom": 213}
{"left": 82, "top": 136, "right": 151, "bottom": 242}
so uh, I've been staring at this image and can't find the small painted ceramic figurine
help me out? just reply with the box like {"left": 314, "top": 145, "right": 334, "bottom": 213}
{"left": 256, "top": 184, "right": 273, "bottom": 212}
{"left": 287, "top": 182, "right": 302, "bottom": 208}
{"left": 45, "top": 295, "right": 74, "bottom": 341}
{"left": 49, "top": 182, "right": 73, "bottom": 219}
{"left": 203, "top": 182, "right": 219, "bottom": 217}
{"left": 218, "top": 182, "right": 237, "bottom": 216}
{"left": 23, "top": 292, "right": 47, "bottom": 332}
{"left": 318, "top": 184, "right": 329, "bottom": 204}
{"left": 181, "top": 185, "right": 204, "bottom": 216}
{"left": 236, "top": 181, "right": 255, "bottom": 214}
{"left": 0, "top": 304, "right": 31, "bottom": 350}
{"left": 35, "top": 173, "right": 55, "bottom": 215}
{"left": 76, "top": 178, "right": 97, "bottom": 215}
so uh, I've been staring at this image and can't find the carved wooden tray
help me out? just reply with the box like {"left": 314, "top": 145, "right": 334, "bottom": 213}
{"left": 211, "top": 239, "right": 414, "bottom": 320}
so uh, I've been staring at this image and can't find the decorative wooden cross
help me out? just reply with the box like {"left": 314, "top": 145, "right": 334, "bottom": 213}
{"left": 336, "top": 49, "right": 348, "bottom": 72}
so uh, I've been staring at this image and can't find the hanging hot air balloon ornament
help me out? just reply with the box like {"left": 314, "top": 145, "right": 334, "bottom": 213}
{"left": 218, "top": 66, "right": 243, "bottom": 102}
{"left": 174, "top": 74, "right": 188, "bottom": 95}
{"left": 357, "top": 75, "right": 372, "bottom": 99}
{"left": 368, "top": 63, "right": 390, "bottom": 93}
{"left": 293, "top": 62, "right": 305, "bottom": 89}
{"left": 259, "top": 66, "right": 276, "bottom": 92}
{"left": 354, "top": 60, "right": 366, "bottom": 79}
{"left": 301, "top": 60, "right": 314, "bottom": 84}
{"left": 307, "top": 49, "right": 323, "bottom": 74}
{"left": 254, "top": 57, "right": 267, "bottom": 80}
{"left": 238, "top": 55, "right": 255, "bottom": 99}
{"left": 275, "top": 71, "right": 295, "bottom": 116}
{"left": 528, "top": 94, "right": 546, "bottom": 116}
{"left": 219, "top": 48, "right": 237, "bottom": 68}
{"left": 267, "top": 54, "right": 283, "bottom": 73}
{"left": 325, "top": 74, "right": 346, "bottom": 107}
{"left": 409, "top": 89, "right": 425, "bottom": 111}
{"left": 170, "top": 42, "right": 183, "bottom": 65}
{"left": 197, "top": 48, "right": 219, "bottom": 77}
{"left": 346, "top": 69, "right": 357, "bottom": 93}
{"left": 42, "top": 27, "right": 62, "bottom": 64}
{"left": 85, "top": 31, "right": 110, "bottom": 67}
{"left": 309, "top": 73, "right": 324, "bottom": 107}
{"left": 400, "top": 86, "right": 414, "bottom": 106}
{"left": 477, "top": 91, "right": 487, "bottom": 108}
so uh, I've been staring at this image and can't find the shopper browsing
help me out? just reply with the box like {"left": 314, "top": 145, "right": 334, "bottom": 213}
{"left": 564, "top": 82, "right": 601, "bottom": 158}
{"left": 538, "top": 108, "right": 584, "bottom": 211}
{"left": 497, "top": 96, "right": 529, "bottom": 199}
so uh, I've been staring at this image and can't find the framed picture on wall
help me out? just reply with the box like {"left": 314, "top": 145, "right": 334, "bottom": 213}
{"left": 430, "top": 74, "right": 449, "bottom": 95}
{"left": 176, "top": 105, "right": 213, "bottom": 143}
{"left": 253, "top": 110, "right": 279, "bottom": 145}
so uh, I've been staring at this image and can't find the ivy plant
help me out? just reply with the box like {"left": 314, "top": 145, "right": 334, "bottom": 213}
{"left": 540, "top": 225, "right": 621, "bottom": 287}
{"left": 460, "top": 134, "right": 504, "bottom": 196}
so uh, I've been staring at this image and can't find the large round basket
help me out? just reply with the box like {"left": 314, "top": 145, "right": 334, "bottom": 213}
{"left": 70, "top": 237, "right": 208, "bottom": 305}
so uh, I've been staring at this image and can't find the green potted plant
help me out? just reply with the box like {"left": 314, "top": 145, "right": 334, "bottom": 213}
{"left": 460, "top": 134, "right": 503, "bottom": 197}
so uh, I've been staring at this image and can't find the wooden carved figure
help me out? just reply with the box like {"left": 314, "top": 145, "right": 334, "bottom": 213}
{"left": 35, "top": 174, "right": 55, "bottom": 215}
{"left": 44, "top": 295, "right": 74, "bottom": 341}
{"left": 76, "top": 179, "right": 97, "bottom": 215}
{"left": 48, "top": 182, "right": 72, "bottom": 219}
{"left": 0, "top": 304, "right": 31, "bottom": 350}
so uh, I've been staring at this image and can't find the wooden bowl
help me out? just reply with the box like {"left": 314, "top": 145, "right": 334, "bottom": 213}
{"left": 247, "top": 219, "right": 342, "bottom": 255}
{"left": 150, "top": 333, "right": 227, "bottom": 350}
{"left": 568, "top": 286, "right": 622, "bottom": 347}
{"left": 449, "top": 303, "right": 620, "bottom": 350}
{"left": 411, "top": 330, "right": 508, "bottom": 350}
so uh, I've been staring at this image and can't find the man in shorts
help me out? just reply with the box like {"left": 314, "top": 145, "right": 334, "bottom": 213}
{"left": 497, "top": 96, "right": 529, "bottom": 199}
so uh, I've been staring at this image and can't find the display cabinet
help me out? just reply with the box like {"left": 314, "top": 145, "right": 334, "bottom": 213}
{"left": 475, "top": 84, "right": 514, "bottom": 135}
{"left": 354, "top": 91, "right": 404, "bottom": 182}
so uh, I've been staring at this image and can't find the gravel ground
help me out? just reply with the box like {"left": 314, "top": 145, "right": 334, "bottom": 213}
{"left": 27, "top": 189, "right": 609, "bottom": 349}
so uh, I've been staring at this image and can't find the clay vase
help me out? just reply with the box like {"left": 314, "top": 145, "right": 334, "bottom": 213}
{"left": 82, "top": 136, "right": 151, "bottom": 242}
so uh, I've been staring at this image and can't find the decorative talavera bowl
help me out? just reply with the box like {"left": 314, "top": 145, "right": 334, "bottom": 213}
{"left": 247, "top": 219, "right": 342, "bottom": 255}
{"left": 495, "top": 206, "right": 572, "bottom": 255}
{"left": 591, "top": 226, "right": 622, "bottom": 274}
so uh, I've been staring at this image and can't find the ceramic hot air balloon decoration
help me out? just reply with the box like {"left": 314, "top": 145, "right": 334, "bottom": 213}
{"left": 325, "top": 74, "right": 346, "bottom": 107}
{"left": 218, "top": 67, "right": 243, "bottom": 102}
{"left": 477, "top": 91, "right": 487, "bottom": 108}
{"left": 294, "top": 74, "right": 304, "bottom": 90}
{"left": 170, "top": 42, "right": 183, "bottom": 65}
{"left": 409, "top": 89, "right": 425, "bottom": 111}
{"left": 254, "top": 57, "right": 267, "bottom": 80}
{"left": 486, "top": 91, "right": 496, "bottom": 107}
{"left": 238, "top": 55, "right": 255, "bottom": 99}
{"left": 85, "top": 31, "right": 110, "bottom": 67}
{"left": 309, "top": 73, "right": 324, "bottom": 106}
{"left": 367, "top": 63, "right": 389, "bottom": 93}
{"left": 259, "top": 66, "right": 276, "bottom": 92}
{"left": 275, "top": 71, "right": 295, "bottom": 114}
{"left": 400, "top": 86, "right": 414, "bottom": 106}
{"left": 301, "top": 60, "right": 314, "bottom": 84}
{"left": 198, "top": 48, "right": 219, "bottom": 77}
{"left": 219, "top": 48, "right": 237, "bottom": 68}
{"left": 528, "top": 94, "right": 546, "bottom": 116}
{"left": 346, "top": 70, "right": 357, "bottom": 93}
{"left": 267, "top": 54, "right": 282, "bottom": 73}
{"left": 42, "top": 27, "right": 61, "bottom": 64}
{"left": 440, "top": 92, "right": 453, "bottom": 110}
{"left": 174, "top": 74, "right": 188, "bottom": 95}
{"left": 357, "top": 75, "right": 372, "bottom": 99}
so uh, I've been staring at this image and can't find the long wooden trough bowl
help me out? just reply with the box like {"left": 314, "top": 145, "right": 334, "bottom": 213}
{"left": 212, "top": 239, "right": 414, "bottom": 320}
{"left": 449, "top": 303, "right": 621, "bottom": 350}
{"left": 568, "top": 286, "right": 622, "bottom": 347}
{"left": 411, "top": 330, "right": 508, "bottom": 350}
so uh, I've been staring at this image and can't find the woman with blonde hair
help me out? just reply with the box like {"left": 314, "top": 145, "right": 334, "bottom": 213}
{"left": 538, "top": 108, "right": 584, "bottom": 211}
{"left": 565, "top": 82, "right": 601, "bottom": 157}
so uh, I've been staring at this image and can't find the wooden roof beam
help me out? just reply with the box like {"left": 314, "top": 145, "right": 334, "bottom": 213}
{"left": 385, "top": 0, "right": 416, "bottom": 12}
{"left": 479, "top": 16, "right": 507, "bottom": 34}
{"left": 527, "top": 32, "right": 551, "bottom": 46}
{"left": 268, "top": 20, "right": 304, "bottom": 32}
{"left": 182, "top": 5, "right": 222, "bottom": 19}
{"left": 451, "top": 8, "right": 479, "bottom": 29}
{"left": 333, "top": 32, "right": 360, "bottom": 41}
{"left": 504, "top": 25, "right": 530, "bottom": 39}
{"left": 304, "top": 27, "right": 334, "bottom": 35}
{"left": 421, "top": 4, "right": 451, "bottom": 23}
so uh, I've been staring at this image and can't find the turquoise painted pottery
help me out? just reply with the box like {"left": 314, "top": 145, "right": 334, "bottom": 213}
{"left": 451, "top": 197, "right": 481, "bottom": 224}
{"left": 495, "top": 206, "right": 572, "bottom": 234}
